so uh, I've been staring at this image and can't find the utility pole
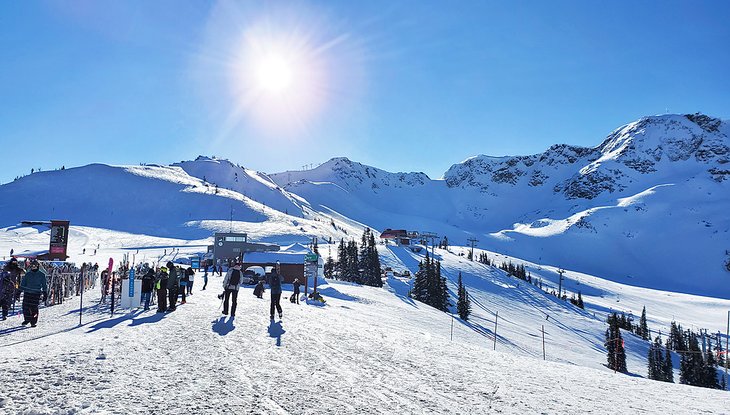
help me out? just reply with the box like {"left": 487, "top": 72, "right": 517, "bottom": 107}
{"left": 557, "top": 268, "right": 565, "bottom": 299}
{"left": 229, "top": 205, "right": 234, "bottom": 233}
{"left": 467, "top": 238, "right": 478, "bottom": 261}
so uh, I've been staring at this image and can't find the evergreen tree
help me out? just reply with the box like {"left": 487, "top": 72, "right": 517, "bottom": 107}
{"left": 605, "top": 313, "right": 627, "bottom": 373}
{"left": 702, "top": 348, "right": 721, "bottom": 389}
{"left": 663, "top": 341, "right": 674, "bottom": 383}
{"left": 680, "top": 331, "right": 704, "bottom": 386}
{"left": 456, "top": 272, "right": 471, "bottom": 321}
{"left": 648, "top": 337, "right": 665, "bottom": 381}
{"left": 336, "top": 239, "right": 347, "bottom": 280}
{"left": 639, "top": 306, "right": 649, "bottom": 341}
{"left": 411, "top": 255, "right": 429, "bottom": 303}
{"left": 434, "top": 261, "right": 450, "bottom": 311}
{"left": 323, "top": 256, "right": 335, "bottom": 279}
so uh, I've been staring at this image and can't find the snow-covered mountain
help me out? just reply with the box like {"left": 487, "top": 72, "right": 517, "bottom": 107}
{"left": 269, "top": 114, "right": 730, "bottom": 297}
{"left": 0, "top": 114, "right": 727, "bottom": 297}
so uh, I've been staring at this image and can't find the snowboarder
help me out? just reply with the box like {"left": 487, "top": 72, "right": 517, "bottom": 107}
{"left": 156, "top": 267, "right": 169, "bottom": 313}
{"left": 221, "top": 262, "right": 242, "bottom": 317}
{"left": 291, "top": 278, "right": 301, "bottom": 305}
{"left": 253, "top": 279, "right": 265, "bottom": 298}
{"left": 267, "top": 262, "right": 284, "bottom": 320}
{"left": 19, "top": 259, "right": 48, "bottom": 327}
{"left": 166, "top": 262, "right": 179, "bottom": 311}
{"left": 140, "top": 268, "right": 155, "bottom": 310}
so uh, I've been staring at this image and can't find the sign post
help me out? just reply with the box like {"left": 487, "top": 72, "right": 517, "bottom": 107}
{"left": 128, "top": 268, "right": 135, "bottom": 299}
{"left": 49, "top": 220, "right": 70, "bottom": 260}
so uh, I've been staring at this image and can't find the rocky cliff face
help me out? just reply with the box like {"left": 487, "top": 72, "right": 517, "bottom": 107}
{"left": 443, "top": 113, "right": 729, "bottom": 199}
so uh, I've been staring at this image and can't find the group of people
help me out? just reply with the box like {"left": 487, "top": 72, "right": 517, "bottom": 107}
{"left": 137, "top": 262, "right": 197, "bottom": 313}
{"left": 0, "top": 258, "right": 49, "bottom": 327}
{"left": 219, "top": 261, "right": 301, "bottom": 320}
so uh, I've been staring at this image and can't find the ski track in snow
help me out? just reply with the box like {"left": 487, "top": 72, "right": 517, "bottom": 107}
{"left": 1, "top": 274, "right": 728, "bottom": 414}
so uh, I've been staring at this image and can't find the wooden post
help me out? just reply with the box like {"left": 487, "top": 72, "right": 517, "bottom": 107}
{"left": 493, "top": 311, "right": 498, "bottom": 351}
{"left": 726, "top": 310, "right": 729, "bottom": 390}
{"left": 78, "top": 268, "right": 84, "bottom": 326}
{"left": 542, "top": 325, "right": 546, "bottom": 360}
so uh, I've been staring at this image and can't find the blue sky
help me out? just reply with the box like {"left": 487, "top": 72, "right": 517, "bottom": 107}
{"left": 1, "top": 0, "right": 728, "bottom": 183}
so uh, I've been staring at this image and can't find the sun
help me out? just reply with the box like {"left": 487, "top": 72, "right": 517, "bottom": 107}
{"left": 254, "top": 53, "right": 293, "bottom": 93}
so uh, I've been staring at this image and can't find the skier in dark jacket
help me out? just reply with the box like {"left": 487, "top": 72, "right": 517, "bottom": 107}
{"left": 140, "top": 268, "right": 155, "bottom": 310}
{"left": 0, "top": 258, "right": 22, "bottom": 320}
{"left": 156, "top": 267, "right": 169, "bottom": 313}
{"left": 19, "top": 259, "right": 48, "bottom": 327}
{"left": 186, "top": 267, "right": 195, "bottom": 295}
{"left": 267, "top": 262, "right": 284, "bottom": 320}
{"left": 292, "top": 278, "right": 301, "bottom": 305}
{"left": 166, "top": 262, "right": 179, "bottom": 311}
{"left": 253, "top": 279, "right": 265, "bottom": 298}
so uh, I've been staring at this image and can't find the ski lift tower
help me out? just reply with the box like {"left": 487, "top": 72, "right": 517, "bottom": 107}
{"left": 420, "top": 231, "right": 438, "bottom": 256}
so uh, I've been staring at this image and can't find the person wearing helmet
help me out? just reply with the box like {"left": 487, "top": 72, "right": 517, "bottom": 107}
{"left": 19, "top": 259, "right": 48, "bottom": 327}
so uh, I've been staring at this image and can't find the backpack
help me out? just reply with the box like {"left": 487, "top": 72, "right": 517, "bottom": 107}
{"left": 229, "top": 269, "right": 241, "bottom": 286}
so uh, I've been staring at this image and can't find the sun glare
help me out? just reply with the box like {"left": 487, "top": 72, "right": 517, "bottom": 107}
{"left": 254, "top": 53, "right": 293, "bottom": 93}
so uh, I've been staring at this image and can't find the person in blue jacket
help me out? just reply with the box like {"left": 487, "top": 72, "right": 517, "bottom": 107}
{"left": 19, "top": 259, "right": 48, "bottom": 327}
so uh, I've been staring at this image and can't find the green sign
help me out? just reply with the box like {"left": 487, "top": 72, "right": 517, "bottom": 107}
{"left": 304, "top": 253, "right": 319, "bottom": 262}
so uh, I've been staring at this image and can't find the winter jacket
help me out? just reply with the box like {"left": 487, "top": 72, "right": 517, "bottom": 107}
{"left": 156, "top": 272, "right": 168, "bottom": 290}
{"left": 222, "top": 267, "right": 243, "bottom": 291}
{"left": 0, "top": 271, "right": 15, "bottom": 304}
{"left": 20, "top": 269, "right": 48, "bottom": 296}
{"left": 293, "top": 282, "right": 301, "bottom": 296}
{"left": 167, "top": 267, "right": 179, "bottom": 289}
{"left": 267, "top": 272, "right": 283, "bottom": 295}
{"left": 141, "top": 270, "right": 156, "bottom": 293}
{"left": 186, "top": 267, "right": 195, "bottom": 282}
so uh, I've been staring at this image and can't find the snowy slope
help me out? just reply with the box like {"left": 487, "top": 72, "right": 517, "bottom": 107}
{"left": 1, "top": 269, "right": 728, "bottom": 414}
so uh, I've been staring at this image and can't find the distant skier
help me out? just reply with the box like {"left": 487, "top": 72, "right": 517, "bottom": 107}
{"left": 218, "top": 264, "right": 223, "bottom": 277}
{"left": 19, "top": 260, "right": 48, "bottom": 327}
{"left": 221, "top": 262, "right": 243, "bottom": 317}
{"left": 166, "top": 262, "right": 179, "bottom": 311}
{"left": 291, "top": 278, "right": 301, "bottom": 305}
{"left": 140, "top": 268, "right": 156, "bottom": 311}
{"left": 267, "top": 262, "right": 284, "bottom": 320}
{"left": 156, "top": 267, "right": 169, "bottom": 313}
{"left": 253, "top": 279, "right": 265, "bottom": 299}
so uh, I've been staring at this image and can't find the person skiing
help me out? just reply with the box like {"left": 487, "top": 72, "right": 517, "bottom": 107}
{"left": 156, "top": 267, "right": 168, "bottom": 313}
{"left": 186, "top": 267, "right": 195, "bottom": 295}
{"left": 166, "top": 262, "right": 179, "bottom": 311}
{"left": 140, "top": 268, "right": 155, "bottom": 311}
{"left": 19, "top": 259, "right": 48, "bottom": 327}
{"left": 253, "top": 279, "right": 265, "bottom": 299}
{"left": 267, "top": 262, "right": 284, "bottom": 320}
{"left": 291, "top": 278, "right": 301, "bottom": 305}
{"left": 221, "top": 262, "right": 242, "bottom": 317}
